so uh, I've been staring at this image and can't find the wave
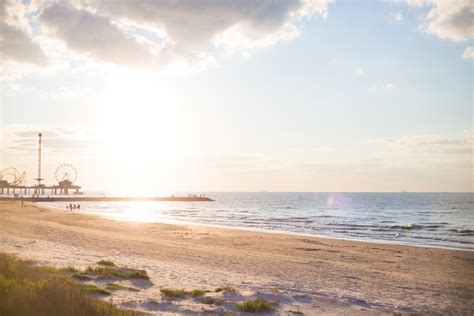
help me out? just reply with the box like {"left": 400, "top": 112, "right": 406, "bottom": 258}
{"left": 449, "top": 229, "right": 474, "bottom": 236}
{"left": 390, "top": 224, "right": 422, "bottom": 230}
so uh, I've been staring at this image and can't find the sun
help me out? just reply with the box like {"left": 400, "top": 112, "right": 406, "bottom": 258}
{"left": 101, "top": 72, "right": 178, "bottom": 163}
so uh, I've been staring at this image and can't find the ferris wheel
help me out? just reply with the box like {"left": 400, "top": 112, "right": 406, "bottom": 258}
{"left": 55, "top": 163, "right": 78, "bottom": 183}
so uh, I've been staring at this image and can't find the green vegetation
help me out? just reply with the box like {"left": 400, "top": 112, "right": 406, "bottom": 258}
{"left": 97, "top": 260, "right": 116, "bottom": 267}
{"left": 59, "top": 266, "right": 78, "bottom": 273}
{"left": 72, "top": 273, "right": 93, "bottom": 281}
{"left": 38, "top": 265, "right": 76, "bottom": 274}
{"left": 106, "top": 283, "right": 140, "bottom": 292}
{"left": 191, "top": 289, "right": 209, "bottom": 296}
{"left": 200, "top": 296, "right": 224, "bottom": 305}
{"left": 287, "top": 310, "right": 304, "bottom": 315}
{"left": 0, "top": 253, "right": 139, "bottom": 316}
{"left": 86, "top": 266, "right": 149, "bottom": 281}
{"left": 215, "top": 286, "right": 237, "bottom": 293}
{"left": 82, "top": 284, "right": 112, "bottom": 296}
{"left": 86, "top": 266, "right": 127, "bottom": 279}
{"left": 160, "top": 288, "right": 188, "bottom": 298}
{"left": 205, "top": 312, "right": 233, "bottom": 316}
{"left": 126, "top": 270, "right": 149, "bottom": 280}
{"left": 236, "top": 299, "right": 275, "bottom": 312}
{"left": 160, "top": 288, "right": 212, "bottom": 299}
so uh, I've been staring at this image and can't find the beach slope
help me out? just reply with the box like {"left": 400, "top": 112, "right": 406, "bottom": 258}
{"left": 0, "top": 201, "right": 473, "bottom": 315}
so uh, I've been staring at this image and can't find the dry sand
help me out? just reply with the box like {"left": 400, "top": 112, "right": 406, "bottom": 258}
{"left": 0, "top": 201, "right": 473, "bottom": 315}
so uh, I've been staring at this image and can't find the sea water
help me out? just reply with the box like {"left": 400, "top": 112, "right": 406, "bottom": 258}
{"left": 42, "top": 192, "right": 474, "bottom": 250}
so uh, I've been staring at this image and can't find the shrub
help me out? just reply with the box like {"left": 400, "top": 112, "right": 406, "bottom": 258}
{"left": 106, "top": 283, "right": 140, "bottom": 292}
{"left": 86, "top": 266, "right": 149, "bottom": 281}
{"left": 72, "top": 273, "right": 93, "bottom": 281}
{"left": 97, "top": 260, "right": 116, "bottom": 267}
{"left": 191, "top": 289, "right": 208, "bottom": 296}
{"left": 236, "top": 299, "right": 275, "bottom": 312}
{"left": 160, "top": 288, "right": 188, "bottom": 298}
{"left": 126, "top": 270, "right": 149, "bottom": 280}
{"left": 200, "top": 296, "right": 224, "bottom": 305}
{"left": 82, "top": 284, "right": 112, "bottom": 296}
{"left": 0, "top": 253, "right": 139, "bottom": 316}
{"left": 215, "top": 286, "right": 237, "bottom": 293}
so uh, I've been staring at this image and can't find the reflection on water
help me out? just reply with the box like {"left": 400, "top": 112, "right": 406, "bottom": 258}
{"left": 43, "top": 192, "right": 474, "bottom": 250}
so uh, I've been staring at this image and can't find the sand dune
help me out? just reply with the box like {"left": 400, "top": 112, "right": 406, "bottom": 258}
{"left": 0, "top": 201, "right": 473, "bottom": 315}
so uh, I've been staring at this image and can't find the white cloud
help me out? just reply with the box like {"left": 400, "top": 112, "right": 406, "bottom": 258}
{"left": 39, "top": 2, "right": 167, "bottom": 69}
{"left": 462, "top": 46, "right": 474, "bottom": 60}
{"left": 1, "top": 0, "right": 334, "bottom": 74}
{"left": 99, "top": 0, "right": 332, "bottom": 49}
{"left": 0, "top": 0, "right": 47, "bottom": 66}
{"left": 397, "top": 0, "right": 473, "bottom": 42}
{"left": 354, "top": 66, "right": 364, "bottom": 76}
{"left": 392, "top": 11, "right": 403, "bottom": 22}
{"left": 372, "top": 133, "right": 473, "bottom": 155}
{"left": 383, "top": 83, "right": 394, "bottom": 90}
{"left": 1, "top": 125, "right": 97, "bottom": 154}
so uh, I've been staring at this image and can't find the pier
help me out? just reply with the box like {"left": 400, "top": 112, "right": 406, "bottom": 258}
{"left": 0, "top": 183, "right": 82, "bottom": 197}
{"left": 0, "top": 196, "right": 213, "bottom": 202}
{"left": 0, "top": 133, "right": 214, "bottom": 203}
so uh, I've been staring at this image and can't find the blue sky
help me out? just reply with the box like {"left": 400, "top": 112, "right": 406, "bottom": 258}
{"left": 1, "top": 0, "right": 472, "bottom": 192}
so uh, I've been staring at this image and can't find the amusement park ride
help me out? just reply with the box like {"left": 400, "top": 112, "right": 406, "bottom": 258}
{"left": 0, "top": 134, "right": 82, "bottom": 197}
{"left": 0, "top": 133, "right": 212, "bottom": 202}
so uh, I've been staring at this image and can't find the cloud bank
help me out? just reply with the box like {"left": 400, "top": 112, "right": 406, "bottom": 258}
{"left": 1, "top": 0, "right": 333, "bottom": 72}
{"left": 0, "top": 0, "right": 47, "bottom": 66}
{"left": 398, "top": 0, "right": 473, "bottom": 42}
{"left": 396, "top": 0, "right": 473, "bottom": 60}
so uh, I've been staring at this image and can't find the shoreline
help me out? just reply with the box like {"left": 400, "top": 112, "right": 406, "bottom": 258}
{"left": 42, "top": 202, "right": 474, "bottom": 252}
{"left": 0, "top": 196, "right": 214, "bottom": 202}
{"left": 1, "top": 201, "right": 473, "bottom": 314}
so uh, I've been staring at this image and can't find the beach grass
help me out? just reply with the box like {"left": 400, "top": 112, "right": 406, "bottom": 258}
{"left": 200, "top": 296, "right": 224, "bottom": 305}
{"left": 160, "top": 288, "right": 188, "bottom": 298}
{"left": 215, "top": 286, "right": 237, "bottom": 293}
{"left": 126, "top": 270, "right": 149, "bottom": 280}
{"left": 85, "top": 266, "right": 150, "bottom": 281}
{"left": 0, "top": 253, "right": 139, "bottom": 316}
{"left": 86, "top": 266, "right": 128, "bottom": 279}
{"left": 106, "top": 283, "right": 140, "bottom": 292}
{"left": 81, "top": 284, "right": 112, "bottom": 296}
{"left": 236, "top": 299, "right": 275, "bottom": 312}
{"left": 191, "top": 289, "right": 209, "bottom": 296}
{"left": 97, "top": 260, "right": 116, "bottom": 267}
{"left": 59, "top": 266, "right": 78, "bottom": 273}
{"left": 72, "top": 273, "right": 93, "bottom": 281}
{"left": 38, "top": 265, "right": 77, "bottom": 274}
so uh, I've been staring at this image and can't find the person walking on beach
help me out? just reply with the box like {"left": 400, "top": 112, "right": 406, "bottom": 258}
{"left": 77, "top": 204, "right": 80, "bottom": 210}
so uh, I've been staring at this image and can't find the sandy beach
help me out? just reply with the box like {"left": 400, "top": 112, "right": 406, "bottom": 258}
{"left": 0, "top": 201, "right": 473, "bottom": 315}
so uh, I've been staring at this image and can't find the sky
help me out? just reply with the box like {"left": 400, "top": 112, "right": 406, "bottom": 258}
{"left": 0, "top": 0, "right": 473, "bottom": 193}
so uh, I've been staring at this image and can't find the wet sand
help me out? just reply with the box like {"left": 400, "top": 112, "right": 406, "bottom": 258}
{"left": 0, "top": 201, "right": 473, "bottom": 315}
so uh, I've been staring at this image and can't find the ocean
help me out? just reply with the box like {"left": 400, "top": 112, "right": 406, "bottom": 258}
{"left": 42, "top": 192, "right": 474, "bottom": 250}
